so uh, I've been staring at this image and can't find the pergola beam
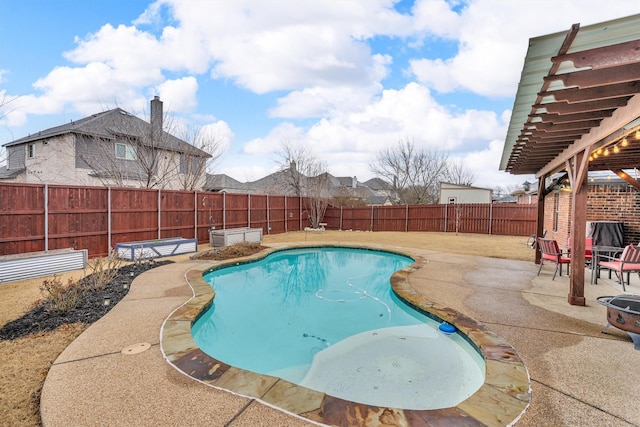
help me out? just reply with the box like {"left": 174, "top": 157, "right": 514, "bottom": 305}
{"left": 536, "top": 93, "right": 640, "bottom": 178}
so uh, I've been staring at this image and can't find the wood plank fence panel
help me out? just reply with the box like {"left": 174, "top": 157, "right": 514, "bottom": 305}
{"left": 285, "top": 196, "right": 302, "bottom": 232}
{"left": 408, "top": 205, "right": 445, "bottom": 232}
{"left": 198, "top": 192, "right": 224, "bottom": 241}
{"left": 110, "top": 188, "right": 159, "bottom": 245}
{"left": 0, "top": 183, "right": 45, "bottom": 254}
{"left": 224, "top": 194, "right": 249, "bottom": 229}
{"left": 490, "top": 204, "right": 536, "bottom": 236}
{"left": 47, "top": 185, "right": 108, "bottom": 255}
{"left": 249, "top": 194, "right": 268, "bottom": 233}
{"left": 267, "top": 195, "right": 286, "bottom": 234}
{"left": 160, "top": 190, "right": 195, "bottom": 239}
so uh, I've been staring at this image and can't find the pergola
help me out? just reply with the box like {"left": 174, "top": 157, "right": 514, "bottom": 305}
{"left": 501, "top": 14, "right": 640, "bottom": 306}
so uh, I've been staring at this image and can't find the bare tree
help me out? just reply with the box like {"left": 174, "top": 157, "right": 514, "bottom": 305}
{"left": 0, "top": 93, "right": 19, "bottom": 166}
{"left": 370, "top": 137, "right": 449, "bottom": 204}
{"left": 174, "top": 125, "right": 225, "bottom": 191}
{"left": 277, "top": 141, "right": 330, "bottom": 229}
{"left": 445, "top": 158, "right": 476, "bottom": 186}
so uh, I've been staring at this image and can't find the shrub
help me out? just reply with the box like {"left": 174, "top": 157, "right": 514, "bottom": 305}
{"left": 84, "top": 249, "right": 123, "bottom": 291}
{"left": 40, "top": 275, "right": 82, "bottom": 312}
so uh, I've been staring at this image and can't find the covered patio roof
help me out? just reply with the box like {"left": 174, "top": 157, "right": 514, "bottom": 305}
{"left": 501, "top": 13, "right": 640, "bottom": 179}
{"left": 500, "top": 14, "right": 640, "bottom": 305}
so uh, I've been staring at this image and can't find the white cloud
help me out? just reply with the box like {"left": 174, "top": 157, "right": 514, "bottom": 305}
{"left": 156, "top": 76, "right": 198, "bottom": 112}
{"left": 6, "top": 0, "right": 640, "bottom": 190}
{"left": 408, "top": 0, "right": 640, "bottom": 96}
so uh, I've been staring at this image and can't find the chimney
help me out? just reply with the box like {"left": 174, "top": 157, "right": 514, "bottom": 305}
{"left": 290, "top": 161, "right": 297, "bottom": 173}
{"left": 352, "top": 176, "right": 357, "bottom": 188}
{"left": 150, "top": 96, "right": 163, "bottom": 141}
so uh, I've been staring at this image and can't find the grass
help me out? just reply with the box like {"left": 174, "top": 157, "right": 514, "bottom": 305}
{"left": 0, "top": 231, "right": 534, "bottom": 426}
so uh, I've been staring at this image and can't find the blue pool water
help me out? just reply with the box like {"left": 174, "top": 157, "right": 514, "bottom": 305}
{"left": 192, "top": 247, "right": 484, "bottom": 409}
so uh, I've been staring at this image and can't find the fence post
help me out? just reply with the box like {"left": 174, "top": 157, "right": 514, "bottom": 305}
{"left": 266, "top": 195, "right": 270, "bottom": 234}
{"left": 489, "top": 203, "right": 493, "bottom": 235}
{"left": 194, "top": 191, "right": 198, "bottom": 240}
{"left": 284, "top": 196, "right": 287, "bottom": 233}
{"left": 108, "top": 187, "right": 112, "bottom": 251}
{"left": 157, "top": 189, "right": 162, "bottom": 239}
{"left": 370, "top": 205, "right": 374, "bottom": 231}
{"left": 443, "top": 204, "right": 447, "bottom": 232}
{"left": 340, "top": 206, "right": 343, "bottom": 230}
{"left": 248, "top": 193, "right": 251, "bottom": 227}
{"left": 44, "top": 184, "right": 49, "bottom": 252}
{"left": 405, "top": 204, "right": 408, "bottom": 232}
{"left": 223, "top": 192, "right": 226, "bottom": 230}
{"left": 299, "top": 198, "right": 302, "bottom": 230}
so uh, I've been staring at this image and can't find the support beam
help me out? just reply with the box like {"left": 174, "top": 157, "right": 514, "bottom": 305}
{"left": 567, "top": 151, "right": 588, "bottom": 306}
{"left": 537, "top": 93, "right": 640, "bottom": 178}
{"left": 535, "top": 176, "right": 546, "bottom": 265}
{"left": 612, "top": 169, "right": 640, "bottom": 191}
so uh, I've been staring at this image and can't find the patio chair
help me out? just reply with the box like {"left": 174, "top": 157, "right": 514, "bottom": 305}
{"left": 527, "top": 229, "right": 547, "bottom": 249}
{"left": 597, "top": 244, "right": 640, "bottom": 292}
{"left": 537, "top": 238, "right": 571, "bottom": 280}
{"left": 567, "top": 236, "right": 593, "bottom": 266}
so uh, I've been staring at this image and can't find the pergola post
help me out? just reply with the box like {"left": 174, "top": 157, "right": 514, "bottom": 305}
{"left": 535, "top": 176, "right": 546, "bottom": 265}
{"left": 567, "top": 151, "right": 589, "bottom": 306}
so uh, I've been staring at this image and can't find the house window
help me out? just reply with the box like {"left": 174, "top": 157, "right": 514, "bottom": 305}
{"left": 115, "top": 143, "right": 136, "bottom": 160}
{"left": 448, "top": 197, "right": 457, "bottom": 204}
{"left": 180, "top": 153, "right": 202, "bottom": 174}
{"left": 27, "top": 143, "right": 36, "bottom": 158}
{"left": 553, "top": 193, "right": 559, "bottom": 232}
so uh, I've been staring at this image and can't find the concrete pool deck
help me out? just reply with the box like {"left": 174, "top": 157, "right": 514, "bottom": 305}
{"left": 40, "top": 242, "right": 640, "bottom": 426}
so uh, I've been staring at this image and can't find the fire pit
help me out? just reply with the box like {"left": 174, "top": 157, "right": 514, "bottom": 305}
{"left": 597, "top": 295, "right": 640, "bottom": 350}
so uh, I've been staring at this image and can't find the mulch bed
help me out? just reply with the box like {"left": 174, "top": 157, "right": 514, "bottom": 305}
{"left": 0, "top": 243, "right": 269, "bottom": 342}
{"left": 0, "top": 260, "right": 172, "bottom": 341}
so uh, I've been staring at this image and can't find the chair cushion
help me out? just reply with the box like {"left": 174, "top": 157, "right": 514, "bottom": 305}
{"left": 599, "top": 261, "right": 621, "bottom": 270}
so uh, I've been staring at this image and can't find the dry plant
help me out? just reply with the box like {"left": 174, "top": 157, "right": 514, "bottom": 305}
{"left": 39, "top": 275, "right": 82, "bottom": 312}
{"left": 84, "top": 249, "right": 123, "bottom": 291}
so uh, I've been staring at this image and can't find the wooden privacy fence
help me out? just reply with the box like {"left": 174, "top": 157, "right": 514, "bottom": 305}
{"left": 0, "top": 183, "right": 306, "bottom": 258}
{"left": 0, "top": 182, "right": 536, "bottom": 258}
{"left": 324, "top": 203, "right": 536, "bottom": 236}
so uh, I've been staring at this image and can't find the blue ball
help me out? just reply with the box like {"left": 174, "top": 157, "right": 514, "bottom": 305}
{"left": 439, "top": 323, "right": 456, "bottom": 334}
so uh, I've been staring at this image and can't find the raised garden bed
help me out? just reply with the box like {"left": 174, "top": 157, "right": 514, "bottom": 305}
{"left": 115, "top": 237, "right": 198, "bottom": 261}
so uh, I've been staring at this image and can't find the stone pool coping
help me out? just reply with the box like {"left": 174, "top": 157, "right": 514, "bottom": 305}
{"left": 160, "top": 244, "right": 530, "bottom": 426}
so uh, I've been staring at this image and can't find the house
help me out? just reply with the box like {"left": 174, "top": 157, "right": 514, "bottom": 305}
{"left": 511, "top": 181, "right": 537, "bottom": 205}
{"left": 0, "top": 97, "right": 211, "bottom": 190}
{"left": 438, "top": 182, "right": 492, "bottom": 204}
{"left": 540, "top": 171, "right": 640, "bottom": 247}
{"left": 205, "top": 165, "right": 394, "bottom": 206}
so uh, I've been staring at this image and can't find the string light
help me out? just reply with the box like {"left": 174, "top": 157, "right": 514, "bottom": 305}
{"left": 588, "top": 130, "right": 637, "bottom": 162}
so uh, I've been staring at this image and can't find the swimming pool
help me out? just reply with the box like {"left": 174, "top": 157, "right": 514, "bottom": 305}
{"left": 192, "top": 247, "right": 485, "bottom": 409}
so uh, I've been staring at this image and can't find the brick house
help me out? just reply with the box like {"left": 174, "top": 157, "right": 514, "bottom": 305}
{"left": 0, "top": 97, "right": 211, "bottom": 190}
{"left": 542, "top": 172, "right": 640, "bottom": 247}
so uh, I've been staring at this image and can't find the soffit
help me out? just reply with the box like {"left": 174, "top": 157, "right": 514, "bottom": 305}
{"left": 501, "top": 14, "right": 640, "bottom": 176}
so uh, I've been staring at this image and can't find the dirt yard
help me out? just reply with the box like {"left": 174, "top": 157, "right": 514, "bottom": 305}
{"left": 0, "top": 231, "right": 534, "bottom": 426}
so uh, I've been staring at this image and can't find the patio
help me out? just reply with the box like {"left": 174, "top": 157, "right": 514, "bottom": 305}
{"left": 38, "top": 232, "right": 640, "bottom": 426}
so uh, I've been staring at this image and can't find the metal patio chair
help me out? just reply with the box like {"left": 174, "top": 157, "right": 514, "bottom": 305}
{"left": 537, "top": 237, "right": 571, "bottom": 280}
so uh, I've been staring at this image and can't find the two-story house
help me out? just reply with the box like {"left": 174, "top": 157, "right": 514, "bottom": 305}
{"left": 0, "top": 97, "right": 211, "bottom": 190}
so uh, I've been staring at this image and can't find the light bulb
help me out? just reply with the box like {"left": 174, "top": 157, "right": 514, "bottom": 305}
{"left": 604, "top": 148, "right": 609, "bottom": 156}
{"left": 622, "top": 137, "right": 629, "bottom": 147}
{"left": 614, "top": 145, "right": 620, "bottom": 153}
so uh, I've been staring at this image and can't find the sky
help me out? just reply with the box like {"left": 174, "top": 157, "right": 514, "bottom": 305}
{"left": 2, "top": 0, "right": 640, "bottom": 191}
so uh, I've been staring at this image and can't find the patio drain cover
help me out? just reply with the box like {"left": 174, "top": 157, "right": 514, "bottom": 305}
{"left": 121, "top": 342, "right": 151, "bottom": 355}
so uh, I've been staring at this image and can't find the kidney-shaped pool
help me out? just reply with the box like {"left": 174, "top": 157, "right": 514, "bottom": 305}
{"left": 192, "top": 247, "right": 484, "bottom": 409}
